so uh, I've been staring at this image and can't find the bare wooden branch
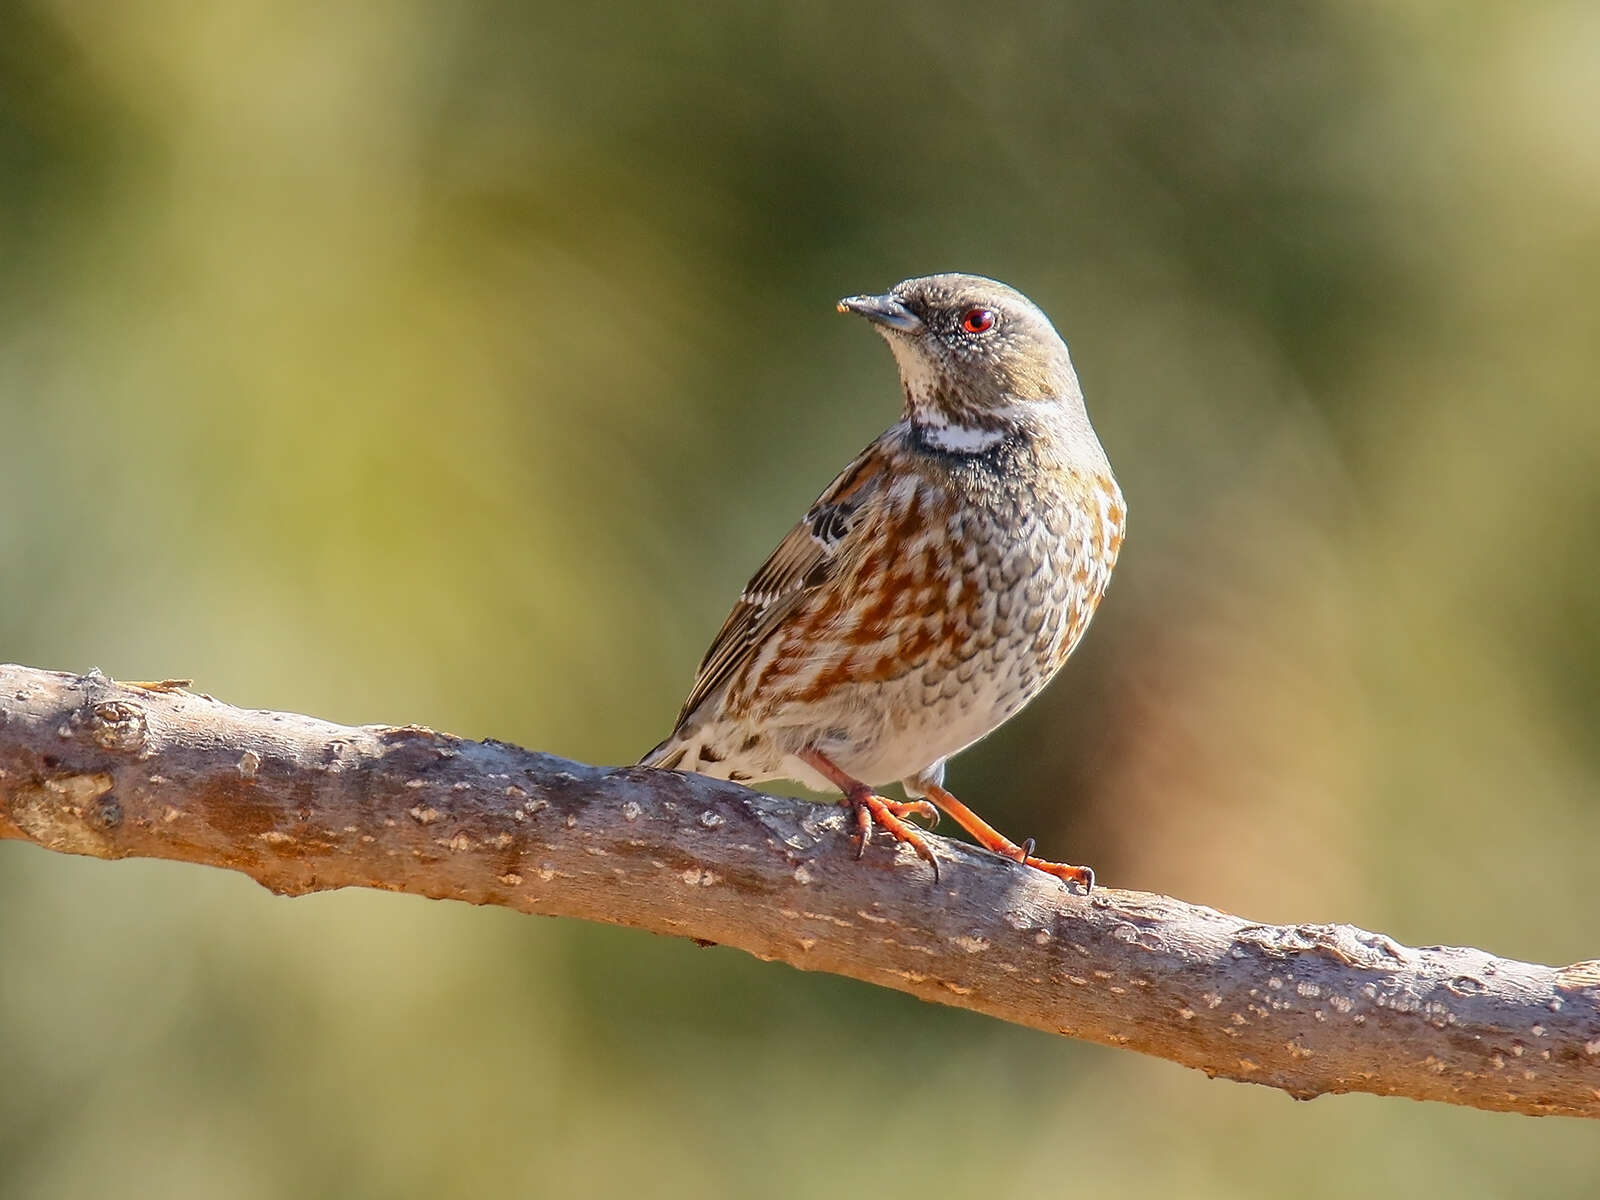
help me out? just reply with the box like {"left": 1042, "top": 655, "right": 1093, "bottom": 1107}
{"left": 2, "top": 664, "right": 1596, "bottom": 1117}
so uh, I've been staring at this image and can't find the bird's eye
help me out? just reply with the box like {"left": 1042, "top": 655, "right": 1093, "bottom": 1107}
{"left": 961, "top": 308, "right": 996, "bottom": 334}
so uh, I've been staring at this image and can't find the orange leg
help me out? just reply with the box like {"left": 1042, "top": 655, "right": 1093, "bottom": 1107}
{"left": 800, "top": 750, "right": 941, "bottom": 883}
{"left": 919, "top": 780, "right": 1094, "bottom": 892}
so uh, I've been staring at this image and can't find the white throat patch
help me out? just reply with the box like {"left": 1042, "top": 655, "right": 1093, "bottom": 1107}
{"left": 919, "top": 421, "right": 1007, "bottom": 454}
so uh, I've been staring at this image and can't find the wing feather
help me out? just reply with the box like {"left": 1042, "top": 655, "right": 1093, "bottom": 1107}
{"left": 671, "top": 437, "right": 892, "bottom": 728}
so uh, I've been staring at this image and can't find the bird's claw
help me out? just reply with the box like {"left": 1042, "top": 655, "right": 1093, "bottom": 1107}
{"left": 844, "top": 789, "right": 941, "bottom": 884}
{"left": 892, "top": 798, "right": 939, "bottom": 828}
{"left": 1019, "top": 855, "right": 1094, "bottom": 893}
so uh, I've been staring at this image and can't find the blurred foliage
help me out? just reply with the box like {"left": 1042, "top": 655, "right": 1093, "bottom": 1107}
{"left": 3, "top": 1, "right": 1599, "bottom": 1196}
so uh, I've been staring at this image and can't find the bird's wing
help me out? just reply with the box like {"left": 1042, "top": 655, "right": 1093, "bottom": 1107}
{"left": 672, "top": 435, "right": 893, "bottom": 728}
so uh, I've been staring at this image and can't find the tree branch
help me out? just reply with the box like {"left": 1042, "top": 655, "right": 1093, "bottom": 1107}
{"left": 2, "top": 664, "right": 1595, "bottom": 1117}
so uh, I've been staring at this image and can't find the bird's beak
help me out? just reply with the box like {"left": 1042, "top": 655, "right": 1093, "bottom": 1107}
{"left": 836, "top": 293, "right": 924, "bottom": 333}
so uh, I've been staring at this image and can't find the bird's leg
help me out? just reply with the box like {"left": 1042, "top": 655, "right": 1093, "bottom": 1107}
{"left": 918, "top": 780, "right": 1094, "bottom": 892}
{"left": 799, "top": 749, "right": 940, "bottom": 882}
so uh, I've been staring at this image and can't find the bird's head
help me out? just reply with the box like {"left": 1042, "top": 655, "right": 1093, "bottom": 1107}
{"left": 838, "top": 273, "right": 1086, "bottom": 448}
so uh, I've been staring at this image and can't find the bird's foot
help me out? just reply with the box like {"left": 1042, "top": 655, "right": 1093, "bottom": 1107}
{"left": 1011, "top": 852, "right": 1094, "bottom": 891}
{"left": 866, "top": 794, "right": 939, "bottom": 828}
{"left": 919, "top": 782, "right": 1095, "bottom": 893}
{"left": 797, "top": 749, "right": 941, "bottom": 882}
{"left": 843, "top": 786, "right": 941, "bottom": 883}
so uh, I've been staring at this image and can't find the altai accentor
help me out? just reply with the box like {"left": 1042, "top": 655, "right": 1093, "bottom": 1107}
{"left": 641, "top": 273, "right": 1124, "bottom": 889}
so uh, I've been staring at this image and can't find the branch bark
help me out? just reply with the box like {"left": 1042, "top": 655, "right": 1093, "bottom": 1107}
{"left": 2, "top": 664, "right": 1595, "bottom": 1118}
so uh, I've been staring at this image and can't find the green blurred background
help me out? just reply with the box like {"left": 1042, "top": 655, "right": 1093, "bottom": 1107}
{"left": 3, "top": 2, "right": 1598, "bottom": 1196}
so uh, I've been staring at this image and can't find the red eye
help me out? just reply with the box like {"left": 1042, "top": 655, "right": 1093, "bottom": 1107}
{"left": 961, "top": 307, "right": 995, "bottom": 334}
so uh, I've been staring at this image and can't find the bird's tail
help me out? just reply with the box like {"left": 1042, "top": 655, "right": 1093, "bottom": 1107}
{"left": 637, "top": 736, "right": 688, "bottom": 770}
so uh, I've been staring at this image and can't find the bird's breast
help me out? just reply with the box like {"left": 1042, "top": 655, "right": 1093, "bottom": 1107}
{"left": 734, "top": 442, "right": 1124, "bottom": 771}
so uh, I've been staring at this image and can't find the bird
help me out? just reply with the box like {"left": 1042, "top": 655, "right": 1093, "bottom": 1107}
{"left": 640, "top": 273, "right": 1124, "bottom": 889}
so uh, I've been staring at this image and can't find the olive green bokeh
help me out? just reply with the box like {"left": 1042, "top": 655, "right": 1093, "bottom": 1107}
{"left": 3, "top": 2, "right": 1599, "bottom": 1196}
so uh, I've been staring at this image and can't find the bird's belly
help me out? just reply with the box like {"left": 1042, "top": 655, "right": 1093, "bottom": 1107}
{"left": 897, "top": 634, "right": 1053, "bottom": 774}
{"left": 796, "top": 600, "right": 1064, "bottom": 787}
